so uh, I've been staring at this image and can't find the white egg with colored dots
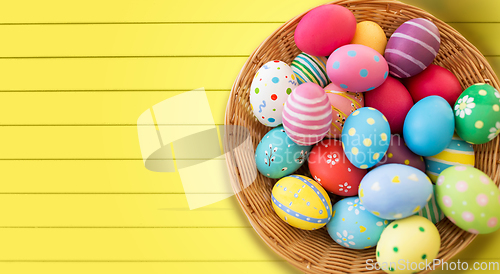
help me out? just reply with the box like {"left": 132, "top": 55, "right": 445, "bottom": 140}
{"left": 359, "top": 164, "right": 433, "bottom": 220}
{"left": 327, "top": 196, "right": 390, "bottom": 250}
{"left": 341, "top": 107, "right": 391, "bottom": 169}
{"left": 272, "top": 175, "right": 333, "bottom": 230}
{"left": 250, "top": 60, "right": 297, "bottom": 127}
{"left": 376, "top": 216, "right": 441, "bottom": 274}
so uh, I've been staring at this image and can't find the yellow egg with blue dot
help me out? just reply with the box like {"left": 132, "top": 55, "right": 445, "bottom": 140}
{"left": 272, "top": 175, "right": 332, "bottom": 230}
{"left": 424, "top": 134, "right": 475, "bottom": 183}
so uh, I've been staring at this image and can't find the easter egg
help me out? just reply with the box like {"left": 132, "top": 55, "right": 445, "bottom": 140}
{"left": 424, "top": 134, "right": 474, "bottom": 183}
{"left": 375, "top": 134, "right": 426, "bottom": 172}
{"left": 327, "top": 197, "right": 389, "bottom": 250}
{"left": 272, "top": 175, "right": 333, "bottom": 230}
{"left": 365, "top": 76, "right": 414, "bottom": 134}
{"left": 351, "top": 21, "right": 388, "bottom": 55}
{"left": 342, "top": 107, "right": 391, "bottom": 169}
{"left": 454, "top": 83, "right": 500, "bottom": 144}
{"left": 376, "top": 216, "right": 440, "bottom": 274}
{"left": 308, "top": 139, "right": 367, "bottom": 196}
{"left": 324, "top": 83, "right": 364, "bottom": 138}
{"left": 294, "top": 5, "right": 356, "bottom": 56}
{"left": 250, "top": 60, "right": 297, "bottom": 127}
{"left": 385, "top": 18, "right": 440, "bottom": 78}
{"left": 403, "top": 64, "right": 462, "bottom": 106}
{"left": 403, "top": 96, "right": 454, "bottom": 156}
{"left": 291, "top": 52, "right": 329, "bottom": 88}
{"left": 327, "top": 44, "right": 389, "bottom": 92}
{"left": 282, "top": 82, "right": 332, "bottom": 146}
{"left": 359, "top": 164, "right": 433, "bottom": 220}
{"left": 416, "top": 185, "right": 445, "bottom": 224}
{"left": 436, "top": 166, "right": 500, "bottom": 234}
{"left": 255, "top": 126, "right": 312, "bottom": 179}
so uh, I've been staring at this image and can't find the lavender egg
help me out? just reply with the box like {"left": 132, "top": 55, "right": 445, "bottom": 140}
{"left": 385, "top": 18, "right": 440, "bottom": 78}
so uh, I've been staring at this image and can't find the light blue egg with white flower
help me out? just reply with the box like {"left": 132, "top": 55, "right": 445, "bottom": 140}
{"left": 255, "top": 126, "right": 312, "bottom": 179}
{"left": 327, "top": 196, "right": 390, "bottom": 250}
{"left": 342, "top": 107, "right": 391, "bottom": 169}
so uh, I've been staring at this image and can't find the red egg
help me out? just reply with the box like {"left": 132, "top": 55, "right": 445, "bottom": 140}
{"left": 294, "top": 5, "right": 356, "bottom": 56}
{"left": 375, "top": 134, "right": 426, "bottom": 172}
{"left": 308, "top": 139, "right": 367, "bottom": 196}
{"left": 364, "top": 76, "right": 413, "bottom": 134}
{"left": 403, "top": 64, "right": 462, "bottom": 106}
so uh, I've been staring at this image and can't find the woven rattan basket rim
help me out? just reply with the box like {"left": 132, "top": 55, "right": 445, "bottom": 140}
{"left": 225, "top": 0, "right": 500, "bottom": 273}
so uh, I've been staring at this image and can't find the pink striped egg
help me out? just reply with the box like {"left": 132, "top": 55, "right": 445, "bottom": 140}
{"left": 282, "top": 83, "right": 332, "bottom": 146}
{"left": 385, "top": 18, "right": 441, "bottom": 78}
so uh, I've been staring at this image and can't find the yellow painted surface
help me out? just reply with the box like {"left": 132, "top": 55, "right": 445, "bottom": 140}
{"left": 0, "top": 0, "right": 499, "bottom": 273}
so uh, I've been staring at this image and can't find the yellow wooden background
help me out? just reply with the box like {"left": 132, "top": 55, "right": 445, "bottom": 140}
{"left": 1, "top": 0, "right": 500, "bottom": 273}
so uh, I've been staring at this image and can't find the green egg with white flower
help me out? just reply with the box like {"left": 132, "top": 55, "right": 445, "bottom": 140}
{"left": 455, "top": 83, "right": 500, "bottom": 144}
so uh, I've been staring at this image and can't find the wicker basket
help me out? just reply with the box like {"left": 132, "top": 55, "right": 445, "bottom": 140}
{"left": 224, "top": 0, "right": 500, "bottom": 273}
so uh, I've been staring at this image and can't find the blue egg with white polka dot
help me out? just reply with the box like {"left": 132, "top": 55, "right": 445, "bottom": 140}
{"left": 327, "top": 196, "right": 390, "bottom": 249}
{"left": 341, "top": 107, "right": 391, "bottom": 169}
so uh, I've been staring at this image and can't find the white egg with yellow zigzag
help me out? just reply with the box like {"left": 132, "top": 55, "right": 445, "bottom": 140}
{"left": 424, "top": 134, "right": 475, "bottom": 183}
{"left": 272, "top": 175, "right": 332, "bottom": 230}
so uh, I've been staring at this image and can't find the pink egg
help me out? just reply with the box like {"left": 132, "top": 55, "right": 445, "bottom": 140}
{"left": 324, "top": 83, "right": 364, "bottom": 138}
{"left": 282, "top": 83, "right": 332, "bottom": 146}
{"left": 326, "top": 44, "right": 389, "bottom": 92}
{"left": 294, "top": 5, "right": 356, "bottom": 56}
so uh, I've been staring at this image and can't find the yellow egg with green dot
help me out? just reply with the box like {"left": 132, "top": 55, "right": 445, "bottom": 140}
{"left": 376, "top": 216, "right": 440, "bottom": 274}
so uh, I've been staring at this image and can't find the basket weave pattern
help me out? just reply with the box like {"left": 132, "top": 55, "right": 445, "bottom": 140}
{"left": 225, "top": 1, "right": 500, "bottom": 273}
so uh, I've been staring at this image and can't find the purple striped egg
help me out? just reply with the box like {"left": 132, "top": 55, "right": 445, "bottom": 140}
{"left": 385, "top": 18, "right": 440, "bottom": 78}
{"left": 282, "top": 83, "right": 332, "bottom": 146}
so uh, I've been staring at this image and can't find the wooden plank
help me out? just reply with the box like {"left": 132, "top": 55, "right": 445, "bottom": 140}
{"left": 0, "top": 160, "right": 187, "bottom": 193}
{"left": 0, "top": 24, "right": 279, "bottom": 57}
{"left": 0, "top": 228, "right": 280, "bottom": 261}
{"left": 0, "top": 57, "right": 246, "bottom": 91}
{"left": 0, "top": 57, "right": 496, "bottom": 91}
{"left": 0, "top": 261, "right": 499, "bottom": 274}
{"left": 0, "top": 23, "right": 497, "bottom": 58}
{"left": 0, "top": 195, "right": 249, "bottom": 227}
{"left": 0, "top": 262, "right": 301, "bottom": 274}
{"left": 0, "top": 160, "right": 191, "bottom": 193}
{"left": 0, "top": 126, "right": 234, "bottom": 159}
{"left": 0, "top": 91, "right": 229, "bottom": 125}
{"left": 0, "top": 0, "right": 497, "bottom": 23}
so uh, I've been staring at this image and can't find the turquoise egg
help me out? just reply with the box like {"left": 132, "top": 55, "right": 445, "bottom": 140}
{"left": 403, "top": 96, "right": 455, "bottom": 156}
{"left": 255, "top": 126, "right": 312, "bottom": 179}
{"left": 327, "top": 196, "right": 390, "bottom": 250}
{"left": 342, "top": 107, "right": 391, "bottom": 169}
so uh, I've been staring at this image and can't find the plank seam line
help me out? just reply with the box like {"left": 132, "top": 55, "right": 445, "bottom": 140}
{"left": 0, "top": 260, "right": 284, "bottom": 263}
{"left": 0, "top": 55, "right": 496, "bottom": 59}
{"left": 0, "top": 89, "right": 230, "bottom": 92}
{"left": 0, "top": 22, "right": 287, "bottom": 25}
{"left": 0, "top": 21, "right": 485, "bottom": 25}
{"left": 0, "top": 124, "right": 226, "bottom": 126}
{"left": 0, "top": 226, "right": 251, "bottom": 228}
{"left": 0, "top": 193, "right": 234, "bottom": 194}
{"left": 0, "top": 55, "right": 249, "bottom": 59}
